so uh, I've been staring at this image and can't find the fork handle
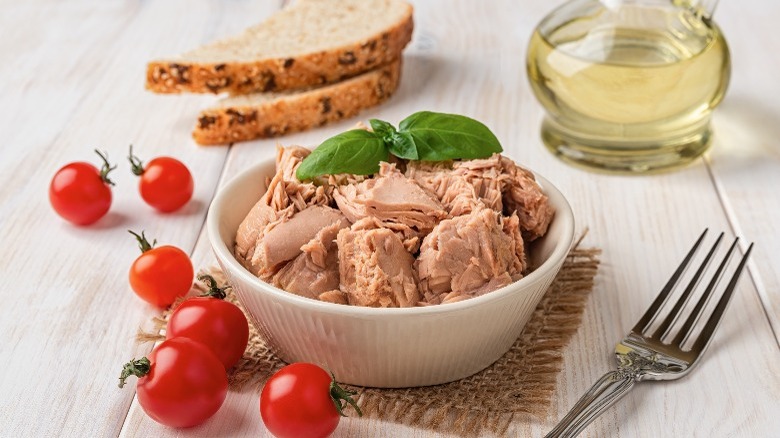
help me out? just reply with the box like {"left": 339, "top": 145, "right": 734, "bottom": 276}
{"left": 545, "top": 370, "right": 637, "bottom": 438}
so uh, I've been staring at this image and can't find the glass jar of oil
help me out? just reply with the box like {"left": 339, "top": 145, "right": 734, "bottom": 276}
{"left": 527, "top": 0, "right": 730, "bottom": 173}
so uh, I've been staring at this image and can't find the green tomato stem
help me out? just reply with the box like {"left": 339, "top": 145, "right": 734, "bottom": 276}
{"left": 118, "top": 357, "right": 151, "bottom": 388}
{"left": 127, "top": 144, "right": 146, "bottom": 176}
{"left": 128, "top": 230, "right": 156, "bottom": 253}
{"left": 329, "top": 372, "right": 362, "bottom": 417}
{"left": 94, "top": 149, "right": 117, "bottom": 186}
{"left": 198, "top": 274, "right": 230, "bottom": 299}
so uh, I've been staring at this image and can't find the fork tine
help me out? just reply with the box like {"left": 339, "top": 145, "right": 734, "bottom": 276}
{"left": 689, "top": 243, "right": 754, "bottom": 357}
{"left": 631, "top": 229, "right": 708, "bottom": 335}
{"left": 671, "top": 238, "right": 739, "bottom": 347}
{"left": 651, "top": 232, "right": 725, "bottom": 339}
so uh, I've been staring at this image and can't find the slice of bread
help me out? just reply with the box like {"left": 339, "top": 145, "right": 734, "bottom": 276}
{"left": 147, "top": 0, "right": 413, "bottom": 95}
{"left": 193, "top": 59, "right": 402, "bottom": 145}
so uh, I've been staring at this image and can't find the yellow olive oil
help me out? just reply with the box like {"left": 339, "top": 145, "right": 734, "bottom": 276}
{"left": 527, "top": 6, "right": 730, "bottom": 172}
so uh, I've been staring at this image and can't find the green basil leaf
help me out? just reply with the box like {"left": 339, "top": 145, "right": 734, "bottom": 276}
{"left": 371, "top": 118, "right": 418, "bottom": 159}
{"left": 386, "top": 131, "right": 418, "bottom": 160}
{"left": 296, "top": 130, "right": 389, "bottom": 180}
{"left": 398, "top": 111, "right": 503, "bottom": 161}
{"left": 369, "top": 118, "right": 396, "bottom": 139}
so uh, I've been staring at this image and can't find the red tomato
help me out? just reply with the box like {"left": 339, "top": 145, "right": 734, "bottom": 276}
{"left": 166, "top": 274, "right": 249, "bottom": 369}
{"left": 129, "top": 146, "right": 193, "bottom": 212}
{"left": 49, "top": 150, "right": 115, "bottom": 225}
{"left": 128, "top": 230, "right": 193, "bottom": 307}
{"left": 260, "top": 363, "right": 362, "bottom": 438}
{"left": 118, "top": 337, "right": 228, "bottom": 428}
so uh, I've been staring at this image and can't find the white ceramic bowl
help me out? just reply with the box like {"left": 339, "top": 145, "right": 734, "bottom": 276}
{"left": 207, "top": 159, "right": 574, "bottom": 388}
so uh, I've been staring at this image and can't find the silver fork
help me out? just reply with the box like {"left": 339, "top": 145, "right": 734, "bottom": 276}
{"left": 545, "top": 230, "right": 754, "bottom": 438}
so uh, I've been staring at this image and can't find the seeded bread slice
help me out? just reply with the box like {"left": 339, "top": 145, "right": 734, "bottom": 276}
{"left": 147, "top": 0, "right": 413, "bottom": 95}
{"left": 193, "top": 59, "right": 402, "bottom": 145}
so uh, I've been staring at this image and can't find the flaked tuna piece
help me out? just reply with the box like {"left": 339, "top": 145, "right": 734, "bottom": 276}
{"left": 267, "top": 145, "right": 333, "bottom": 212}
{"left": 234, "top": 145, "right": 334, "bottom": 274}
{"left": 407, "top": 154, "right": 555, "bottom": 240}
{"left": 403, "top": 160, "right": 453, "bottom": 198}
{"left": 273, "top": 220, "right": 347, "bottom": 300}
{"left": 406, "top": 159, "right": 503, "bottom": 215}
{"left": 499, "top": 156, "right": 555, "bottom": 241}
{"left": 451, "top": 155, "right": 506, "bottom": 212}
{"left": 322, "top": 173, "right": 369, "bottom": 187}
{"left": 416, "top": 206, "right": 525, "bottom": 304}
{"left": 405, "top": 161, "right": 480, "bottom": 216}
{"left": 502, "top": 211, "right": 527, "bottom": 277}
{"left": 235, "top": 202, "right": 277, "bottom": 264}
{"left": 458, "top": 273, "right": 514, "bottom": 297}
{"left": 421, "top": 274, "right": 514, "bottom": 305}
{"left": 234, "top": 203, "right": 295, "bottom": 276}
{"left": 337, "top": 224, "right": 419, "bottom": 307}
{"left": 252, "top": 206, "right": 348, "bottom": 276}
{"left": 349, "top": 216, "right": 422, "bottom": 254}
{"left": 438, "top": 177, "right": 483, "bottom": 217}
{"left": 333, "top": 162, "right": 447, "bottom": 235}
{"left": 277, "top": 145, "right": 309, "bottom": 180}
{"left": 318, "top": 290, "right": 349, "bottom": 305}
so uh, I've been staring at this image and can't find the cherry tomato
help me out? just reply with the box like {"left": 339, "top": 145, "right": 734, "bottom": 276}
{"left": 128, "top": 145, "right": 193, "bottom": 212}
{"left": 166, "top": 274, "right": 249, "bottom": 369}
{"left": 119, "top": 337, "right": 228, "bottom": 428}
{"left": 128, "top": 230, "right": 193, "bottom": 307}
{"left": 260, "top": 363, "right": 362, "bottom": 438}
{"left": 49, "top": 150, "right": 115, "bottom": 225}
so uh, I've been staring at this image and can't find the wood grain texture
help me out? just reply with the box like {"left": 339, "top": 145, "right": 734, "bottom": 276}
{"left": 705, "top": 0, "right": 780, "bottom": 346}
{"left": 0, "top": 0, "right": 251, "bottom": 436}
{"left": 1, "top": 0, "right": 779, "bottom": 437}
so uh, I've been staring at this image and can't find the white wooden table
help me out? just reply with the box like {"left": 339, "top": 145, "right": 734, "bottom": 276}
{"left": 1, "top": 0, "right": 779, "bottom": 436}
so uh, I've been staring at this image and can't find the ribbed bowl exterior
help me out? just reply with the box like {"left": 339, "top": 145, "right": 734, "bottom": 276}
{"left": 208, "top": 160, "right": 574, "bottom": 388}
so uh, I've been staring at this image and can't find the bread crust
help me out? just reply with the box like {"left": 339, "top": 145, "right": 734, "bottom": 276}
{"left": 147, "top": 8, "right": 412, "bottom": 94}
{"left": 193, "top": 59, "right": 402, "bottom": 145}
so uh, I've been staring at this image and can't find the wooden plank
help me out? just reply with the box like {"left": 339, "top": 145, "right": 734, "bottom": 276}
{"left": 122, "top": 1, "right": 780, "bottom": 436}
{"left": 704, "top": 0, "right": 780, "bottom": 345}
{"left": 0, "top": 0, "right": 240, "bottom": 436}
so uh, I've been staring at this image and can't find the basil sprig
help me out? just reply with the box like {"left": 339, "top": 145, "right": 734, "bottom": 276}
{"left": 296, "top": 111, "right": 503, "bottom": 180}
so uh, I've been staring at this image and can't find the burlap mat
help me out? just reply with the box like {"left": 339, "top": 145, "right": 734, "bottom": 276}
{"left": 138, "top": 241, "right": 600, "bottom": 436}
